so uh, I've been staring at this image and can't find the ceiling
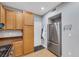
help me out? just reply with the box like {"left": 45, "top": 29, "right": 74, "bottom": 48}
{"left": 2, "top": 2, "right": 61, "bottom": 16}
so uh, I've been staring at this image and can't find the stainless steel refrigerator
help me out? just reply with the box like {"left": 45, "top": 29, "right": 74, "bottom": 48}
{"left": 47, "top": 20, "right": 61, "bottom": 57}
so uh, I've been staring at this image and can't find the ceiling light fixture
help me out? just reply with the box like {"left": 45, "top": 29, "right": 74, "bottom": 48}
{"left": 41, "top": 7, "right": 44, "bottom": 10}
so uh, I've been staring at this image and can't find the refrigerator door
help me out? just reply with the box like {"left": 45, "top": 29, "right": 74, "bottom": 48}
{"left": 48, "top": 22, "right": 60, "bottom": 44}
{"left": 47, "top": 21, "right": 61, "bottom": 57}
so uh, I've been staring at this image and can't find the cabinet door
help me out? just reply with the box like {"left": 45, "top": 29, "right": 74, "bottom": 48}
{"left": 16, "top": 12, "right": 23, "bottom": 29}
{"left": 0, "top": 5, "right": 5, "bottom": 29}
{"left": 6, "top": 10, "right": 16, "bottom": 29}
{"left": 23, "top": 26, "right": 34, "bottom": 54}
{"left": 13, "top": 40, "right": 23, "bottom": 56}
{"left": 23, "top": 12, "right": 34, "bottom": 26}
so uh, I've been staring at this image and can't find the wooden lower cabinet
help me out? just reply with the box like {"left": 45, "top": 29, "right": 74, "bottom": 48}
{"left": 23, "top": 26, "right": 34, "bottom": 54}
{"left": 12, "top": 40, "right": 23, "bottom": 57}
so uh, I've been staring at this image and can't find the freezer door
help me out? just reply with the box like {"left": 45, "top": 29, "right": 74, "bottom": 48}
{"left": 47, "top": 41, "right": 61, "bottom": 57}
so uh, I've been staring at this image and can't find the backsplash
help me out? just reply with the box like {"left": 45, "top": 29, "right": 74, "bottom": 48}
{"left": 0, "top": 30, "right": 22, "bottom": 37}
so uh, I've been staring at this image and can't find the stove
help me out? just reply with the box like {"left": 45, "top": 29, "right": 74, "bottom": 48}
{"left": 0, "top": 44, "right": 12, "bottom": 57}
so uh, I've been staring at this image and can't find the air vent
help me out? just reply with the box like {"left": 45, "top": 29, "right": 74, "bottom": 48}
{"left": 51, "top": 8, "right": 56, "bottom": 12}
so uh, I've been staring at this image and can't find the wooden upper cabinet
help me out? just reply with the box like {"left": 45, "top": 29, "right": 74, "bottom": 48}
{"left": 16, "top": 12, "right": 23, "bottom": 29}
{"left": 23, "top": 26, "right": 34, "bottom": 54}
{"left": 6, "top": 9, "right": 16, "bottom": 29}
{"left": 0, "top": 4, "right": 5, "bottom": 29}
{"left": 23, "top": 12, "right": 34, "bottom": 26}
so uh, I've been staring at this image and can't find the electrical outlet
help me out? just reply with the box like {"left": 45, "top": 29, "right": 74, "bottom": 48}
{"left": 68, "top": 52, "right": 72, "bottom": 56}
{"left": 68, "top": 33, "right": 71, "bottom": 37}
